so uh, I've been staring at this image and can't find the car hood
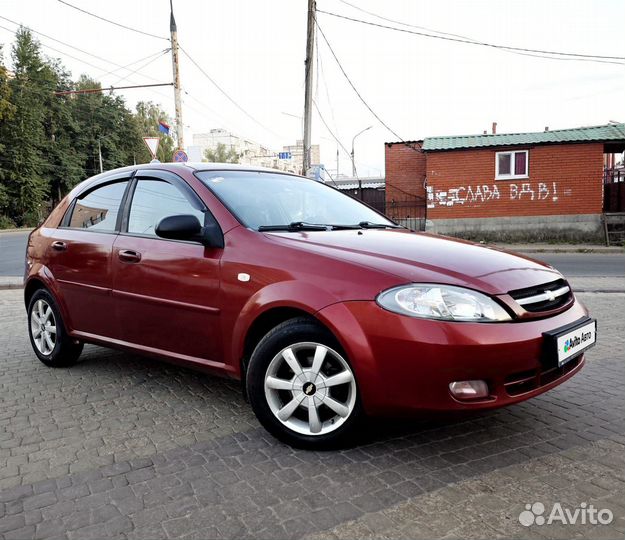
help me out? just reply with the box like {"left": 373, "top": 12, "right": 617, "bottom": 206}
{"left": 265, "top": 229, "right": 562, "bottom": 295}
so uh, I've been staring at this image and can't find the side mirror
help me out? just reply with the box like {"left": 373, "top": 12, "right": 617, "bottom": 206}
{"left": 155, "top": 214, "right": 224, "bottom": 249}
{"left": 155, "top": 214, "right": 202, "bottom": 241}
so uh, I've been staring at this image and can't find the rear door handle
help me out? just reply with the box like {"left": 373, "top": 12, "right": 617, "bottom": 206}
{"left": 118, "top": 249, "right": 142, "bottom": 263}
{"left": 51, "top": 241, "right": 67, "bottom": 251}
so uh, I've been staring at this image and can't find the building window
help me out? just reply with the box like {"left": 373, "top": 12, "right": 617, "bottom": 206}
{"left": 496, "top": 150, "right": 528, "bottom": 179}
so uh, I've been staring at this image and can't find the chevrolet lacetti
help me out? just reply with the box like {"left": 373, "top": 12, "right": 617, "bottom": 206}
{"left": 24, "top": 163, "right": 597, "bottom": 447}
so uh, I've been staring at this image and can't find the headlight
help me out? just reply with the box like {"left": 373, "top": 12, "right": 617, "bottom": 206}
{"left": 376, "top": 284, "right": 511, "bottom": 322}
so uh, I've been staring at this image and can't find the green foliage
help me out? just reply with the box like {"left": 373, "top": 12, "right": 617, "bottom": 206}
{"left": 203, "top": 143, "right": 241, "bottom": 164}
{"left": 0, "top": 29, "right": 50, "bottom": 225}
{"left": 0, "top": 28, "right": 175, "bottom": 225}
{"left": 0, "top": 214, "right": 16, "bottom": 229}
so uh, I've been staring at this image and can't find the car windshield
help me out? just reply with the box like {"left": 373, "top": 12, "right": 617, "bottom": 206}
{"left": 196, "top": 170, "right": 396, "bottom": 231}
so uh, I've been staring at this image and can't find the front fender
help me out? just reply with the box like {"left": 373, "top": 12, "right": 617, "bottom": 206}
{"left": 229, "top": 280, "right": 341, "bottom": 373}
{"left": 314, "top": 301, "right": 380, "bottom": 415}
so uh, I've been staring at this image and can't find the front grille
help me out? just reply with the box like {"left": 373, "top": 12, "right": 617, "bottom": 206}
{"left": 508, "top": 278, "right": 572, "bottom": 313}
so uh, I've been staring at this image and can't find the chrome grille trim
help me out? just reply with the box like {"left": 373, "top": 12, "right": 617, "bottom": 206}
{"left": 516, "top": 285, "right": 570, "bottom": 307}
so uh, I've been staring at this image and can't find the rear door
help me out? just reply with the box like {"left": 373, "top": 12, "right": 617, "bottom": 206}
{"left": 111, "top": 170, "right": 223, "bottom": 365}
{"left": 46, "top": 175, "right": 131, "bottom": 338}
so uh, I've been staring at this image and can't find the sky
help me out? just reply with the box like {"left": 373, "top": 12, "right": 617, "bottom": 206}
{"left": 0, "top": 0, "right": 624, "bottom": 177}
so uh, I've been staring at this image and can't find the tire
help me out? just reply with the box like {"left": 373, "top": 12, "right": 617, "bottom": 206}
{"left": 246, "top": 317, "right": 363, "bottom": 449}
{"left": 27, "top": 289, "right": 83, "bottom": 367}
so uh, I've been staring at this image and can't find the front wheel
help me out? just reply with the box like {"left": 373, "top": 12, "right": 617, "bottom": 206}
{"left": 246, "top": 317, "right": 363, "bottom": 448}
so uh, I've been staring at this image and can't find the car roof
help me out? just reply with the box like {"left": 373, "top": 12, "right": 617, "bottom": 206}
{"left": 88, "top": 162, "right": 305, "bottom": 181}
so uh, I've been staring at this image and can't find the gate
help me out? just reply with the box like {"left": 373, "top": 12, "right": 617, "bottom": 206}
{"left": 341, "top": 186, "right": 427, "bottom": 231}
{"left": 604, "top": 169, "right": 625, "bottom": 212}
{"left": 385, "top": 193, "right": 427, "bottom": 231}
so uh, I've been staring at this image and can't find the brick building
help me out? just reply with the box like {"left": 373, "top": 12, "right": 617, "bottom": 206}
{"left": 385, "top": 123, "right": 625, "bottom": 240}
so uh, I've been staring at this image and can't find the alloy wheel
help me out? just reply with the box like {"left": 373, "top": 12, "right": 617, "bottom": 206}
{"left": 30, "top": 299, "right": 57, "bottom": 356}
{"left": 264, "top": 342, "right": 357, "bottom": 436}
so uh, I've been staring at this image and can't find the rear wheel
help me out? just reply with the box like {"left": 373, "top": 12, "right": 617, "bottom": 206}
{"left": 247, "top": 317, "right": 363, "bottom": 448}
{"left": 27, "top": 289, "right": 83, "bottom": 367}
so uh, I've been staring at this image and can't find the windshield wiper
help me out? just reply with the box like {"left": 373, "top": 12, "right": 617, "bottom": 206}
{"left": 358, "top": 221, "right": 402, "bottom": 229}
{"left": 258, "top": 221, "right": 329, "bottom": 232}
{"left": 329, "top": 221, "right": 403, "bottom": 230}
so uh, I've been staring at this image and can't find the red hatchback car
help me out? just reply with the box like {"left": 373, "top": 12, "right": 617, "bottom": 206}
{"left": 24, "top": 163, "right": 596, "bottom": 447}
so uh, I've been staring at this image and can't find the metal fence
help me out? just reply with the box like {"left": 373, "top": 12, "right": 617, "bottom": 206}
{"left": 385, "top": 194, "right": 427, "bottom": 231}
{"left": 342, "top": 188, "right": 427, "bottom": 231}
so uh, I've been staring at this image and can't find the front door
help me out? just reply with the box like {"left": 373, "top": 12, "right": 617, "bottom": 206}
{"left": 46, "top": 178, "right": 130, "bottom": 338}
{"left": 111, "top": 172, "right": 223, "bottom": 365}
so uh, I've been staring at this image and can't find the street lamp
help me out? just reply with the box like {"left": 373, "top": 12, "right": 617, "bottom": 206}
{"left": 351, "top": 125, "right": 372, "bottom": 178}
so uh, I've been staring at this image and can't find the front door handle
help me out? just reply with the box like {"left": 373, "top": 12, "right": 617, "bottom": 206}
{"left": 51, "top": 241, "right": 67, "bottom": 251}
{"left": 118, "top": 249, "right": 142, "bottom": 263}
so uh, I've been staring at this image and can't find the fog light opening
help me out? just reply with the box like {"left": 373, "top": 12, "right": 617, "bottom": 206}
{"left": 449, "top": 380, "right": 489, "bottom": 401}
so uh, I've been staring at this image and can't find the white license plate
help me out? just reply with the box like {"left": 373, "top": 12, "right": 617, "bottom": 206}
{"left": 555, "top": 319, "right": 596, "bottom": 366}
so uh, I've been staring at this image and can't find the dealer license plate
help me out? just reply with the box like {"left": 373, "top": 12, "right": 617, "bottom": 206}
{"left": 544, "top": 318, "right": 597, "bottom": 367}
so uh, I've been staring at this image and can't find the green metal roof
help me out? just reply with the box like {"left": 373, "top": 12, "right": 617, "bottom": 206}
{"left": 422, "top": 123, "right": 625, "bottom": 151}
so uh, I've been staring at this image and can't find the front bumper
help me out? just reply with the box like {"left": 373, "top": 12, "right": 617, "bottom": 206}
{"left": 316, "top": 298, "right": 589, "bottom": 416}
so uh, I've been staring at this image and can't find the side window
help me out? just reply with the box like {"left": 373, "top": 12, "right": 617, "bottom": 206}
{"left": 69, "top": 181, "right": 128, "bottom": 231}
{"left": 128, "top": 179, "right": 204, "bottom": 236}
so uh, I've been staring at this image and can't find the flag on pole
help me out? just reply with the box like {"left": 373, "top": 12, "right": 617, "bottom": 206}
{"left": 158, "top": 121, "right": 170, "bottom": 135}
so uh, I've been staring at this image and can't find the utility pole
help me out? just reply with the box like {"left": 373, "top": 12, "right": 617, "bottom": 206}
{"left": 170, "top": 0, "right": 184, "bottom": 150}
{"left": 302, "top": 0, "right": 316, "bottom": 176}
{"left": 97, "top": 139, "right": 103, "bottom": 173}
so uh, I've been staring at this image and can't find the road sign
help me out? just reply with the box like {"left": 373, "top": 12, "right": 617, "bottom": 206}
{"left": 142, "top": 137, "right": 160, "bottom": 159}
{"left": 173, "top": 149, "right": 189, "bottom": 163}
{"left": 278, "top": 152, "right": 292, "bottom": 160}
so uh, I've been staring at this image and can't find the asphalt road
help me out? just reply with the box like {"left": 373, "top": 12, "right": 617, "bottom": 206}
{"left": 0, "top": 231, "right": 29, "bottom": 277}
{"left": 1, "top": 230, "right": 624, "bottom": 277}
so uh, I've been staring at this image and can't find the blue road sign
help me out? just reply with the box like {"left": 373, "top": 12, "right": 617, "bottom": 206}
{"left": 278, "top": 152, "right": 292, "bottom": 160}
{"left": 173, "top": 149, "right": 188, "bottom": 163}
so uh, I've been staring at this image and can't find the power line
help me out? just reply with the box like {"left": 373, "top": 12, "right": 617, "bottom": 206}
{"left": 0, "top": 15, "right": 178, "bottom": 113}
{"left": 317, "top": 9, "right": 625, "bottom": 65}
{"left": 109, "top": 49, "right": 170, "bottom": 87}
{"left": 334, "top": 0, "right": 621, "bottom": 65}
{"left": 56, "top": 0, "right": 169, "bottom": 41}
{"left": 94, "top": 49, "right": 170, "bottom": 81}
{"left": 312, "top": 99, "right": 350, "bottom": 160}
{"left": 54, "top": 83, "right": 173, "bottom": 96}
{"left": 0, "top": 23, "right": 105, "bottom": 73}
{"left": 179, "top": 44, "right": 284, "bottom": 141}
{"left": 336, "top": 0, "right": 477, "bottom": 42}
{"left": 315, "top": 20, "right": 417, "bottom": 149}
{"left": 0, "top": 15, "right": 165, "bottom": 82}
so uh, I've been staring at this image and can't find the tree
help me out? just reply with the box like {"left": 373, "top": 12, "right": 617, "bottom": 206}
{"left": 0, "top": 28, "right": 50, "bottom": 226}
{"left": 41, "top": 60, "right": 84, "bottom": 205}
{"left": 134, "top": 101, "right": 175, "bottom": 163}
{"left": 0, "top": 45, "right": 16, "bottom": 223}
{"left": 69, "top": 76, "right": 145, "bottom": 179}
{"left": 203, "top": 143, "right": 241, "bottom": 164}
{"left": 0, "top": 27, "right": 176, "bottom": 228}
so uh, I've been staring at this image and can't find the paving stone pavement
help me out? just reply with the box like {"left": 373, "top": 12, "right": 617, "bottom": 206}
{"left": 0, "top": 289, "right": 624, "bottom": 540}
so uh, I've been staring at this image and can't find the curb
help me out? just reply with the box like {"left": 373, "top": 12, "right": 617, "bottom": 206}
{"left": 0, "top": 277, "right": 23, "bottom": 290}
{"left": 513, "top": 248, "right": 622, "bottom": 254}
{"left": 0, "top": 228, "right": 34, "bottom": 234}
{"left": 492, "top": 245, "right": 623, "bottom": 254}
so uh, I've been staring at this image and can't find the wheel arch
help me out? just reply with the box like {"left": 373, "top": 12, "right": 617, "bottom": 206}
{"left": 240, "top": 306, "right": 318, "bottom": 381}
{"left": 24, "top": 277, "right": 47, "bottom": 308}
{"left": 23, "top": 271, "right": 74, "bottom": 334}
